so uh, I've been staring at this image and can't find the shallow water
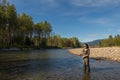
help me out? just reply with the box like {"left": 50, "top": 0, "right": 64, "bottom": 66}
{"left": 0, "top": 49, "right": 120, "bottom": 80}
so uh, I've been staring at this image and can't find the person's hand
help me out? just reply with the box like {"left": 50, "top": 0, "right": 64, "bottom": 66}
{"left": 79, "top": 54, "right": 83, "bottom": 56}
{"left": 82, "top": 56, "right": 85, "bottom": 59}
{"left": 83, "top": 55, "right": 88, "bottom": 58}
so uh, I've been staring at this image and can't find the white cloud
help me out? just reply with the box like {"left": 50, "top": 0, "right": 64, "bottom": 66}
{"left": 70, "top": 0, "right": 120, "bottom": 7}
{"left": 78, "top": 16, "right": 119, "bottom": 27}
{"left": 87, "top": 34, "right": 99, "bottom": 37}
{"left": 117, "top": 29, "right": 120, "bottom": 32}
{"left": 107, "top": 28, "right": 113, "bottom": 32}
{"left": 88, "top": 18, "right": 113, "bottom": 25}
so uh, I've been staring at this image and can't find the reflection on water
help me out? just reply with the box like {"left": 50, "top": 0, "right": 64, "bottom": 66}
{"left": 1, "top": 49, "right": 120, "bottom": 80}
{"left": 81, "top": 71, "right": 91, "bottom": 80}
{"left": 0, "top": 49, "right": 83, "bottom": 80}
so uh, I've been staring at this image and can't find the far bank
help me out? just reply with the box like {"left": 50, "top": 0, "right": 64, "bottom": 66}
{"left": 68, "top": 47, "right": 120, "bottom": 62}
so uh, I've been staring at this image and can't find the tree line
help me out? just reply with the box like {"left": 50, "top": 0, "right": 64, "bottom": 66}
{"left": 99, "top": 34, "right": 120, "bottom": 47}
{"left": 0, "top": 0, "right": 81, "bottom": 49}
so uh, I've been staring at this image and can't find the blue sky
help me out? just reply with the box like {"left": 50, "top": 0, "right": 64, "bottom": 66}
{"left": 8, "top": 0, "right": 120, "bottom": 42}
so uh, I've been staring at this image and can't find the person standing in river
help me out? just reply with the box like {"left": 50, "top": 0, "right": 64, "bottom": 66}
{"left": 81, "top": 43, "right": 90, "bottom": 72}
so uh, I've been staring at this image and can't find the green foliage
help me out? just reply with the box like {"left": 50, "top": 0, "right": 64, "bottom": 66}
{"left": 99, "top": 34, "right": 120, "bottom": 47}
{"left": 46, "top": 34, "right": 81, "bottom": 48}
{"left": 0, "top": 0, "right": 81, "bottom": 49}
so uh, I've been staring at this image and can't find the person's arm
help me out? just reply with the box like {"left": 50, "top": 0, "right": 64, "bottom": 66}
{"left": 83, "top": 49, "right": 90, "bottom": 58}
{"left": 79, "top": 54, "right": 83, "bottom": 56}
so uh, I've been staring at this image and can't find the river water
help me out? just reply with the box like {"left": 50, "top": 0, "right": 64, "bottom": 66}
{"left": 0, "top": 49, "right": 120, "bottom": 80}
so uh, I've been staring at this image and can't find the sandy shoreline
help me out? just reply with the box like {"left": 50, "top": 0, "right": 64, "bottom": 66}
{"left": 68, "top": 47, "right": 120, "bottom": 62}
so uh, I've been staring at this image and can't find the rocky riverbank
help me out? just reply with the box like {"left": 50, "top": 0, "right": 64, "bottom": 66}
{"left": 68, "top": 47, "right": 120, "bottom": 62}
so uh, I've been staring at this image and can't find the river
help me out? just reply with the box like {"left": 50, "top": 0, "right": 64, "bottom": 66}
{"left": 0, "top": 49, "right": 120, "bottom": 80}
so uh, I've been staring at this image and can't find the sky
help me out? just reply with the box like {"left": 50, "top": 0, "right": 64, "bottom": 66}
{"left": 8, "top": 0, "right": 120, "bottom": 42}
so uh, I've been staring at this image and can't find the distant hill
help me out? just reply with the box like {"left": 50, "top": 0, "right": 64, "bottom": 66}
{"left": 86, "top": 39, "right": 102, "bottom": 46}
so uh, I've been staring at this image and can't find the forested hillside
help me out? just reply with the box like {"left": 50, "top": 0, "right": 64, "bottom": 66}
{"left": 0, "top": 0, "right": 81, "bottom": 49}
{"left": 99, "top": 35, "right": 120, "bottom": 47}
